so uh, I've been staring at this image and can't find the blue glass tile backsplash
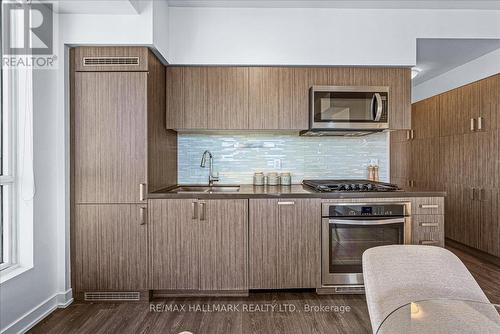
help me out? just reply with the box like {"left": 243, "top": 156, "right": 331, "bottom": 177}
{"left": 178, "top": 132, "right": 389, "bottom": 184}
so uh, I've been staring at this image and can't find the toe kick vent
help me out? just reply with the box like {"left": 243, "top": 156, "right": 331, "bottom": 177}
{"left": 334, "top": 286, "right": 365, "bottom": 294}
{"left": 83, "top": 57, "right": 140, "bottom": 67}
{"left": 84, "top": 292, "right": 140, "bottom": 301}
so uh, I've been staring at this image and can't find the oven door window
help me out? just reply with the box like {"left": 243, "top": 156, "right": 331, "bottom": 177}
{"left": 328, "top": 222, "right": 404, "bottom": 274}
{"left": 313, "top": 91, "right": 386, "bottom": 123}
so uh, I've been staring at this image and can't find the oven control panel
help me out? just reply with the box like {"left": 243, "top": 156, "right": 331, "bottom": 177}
{"left": 328, "top": 204, "right": 407, "bottom": 217}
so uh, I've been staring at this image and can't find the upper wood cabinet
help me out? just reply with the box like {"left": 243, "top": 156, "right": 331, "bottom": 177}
{"left": 184, "top": 67, "right": 208, "bottom": 128}
{"left": 412, "top": 96, "right": 440, "bottom": 140}
{"left": 149, "top": 199, "right": 248, "bottom": 291}
{"left": 248, "top": 67, "right": 280, "bottom": 129}
{"left": 166, "top": 66, "right": 411, "bottom": 130}
{"left": 207, "top": 67, "right": 249, "bottom": 129}
{"left": 249, "top": 198, "right": 321, "bottom": 289}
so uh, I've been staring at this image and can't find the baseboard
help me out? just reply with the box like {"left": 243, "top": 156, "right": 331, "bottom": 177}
{"left": 1, "top": 288, "right": 73, "bottom": 334}
{"left": 446, "top": 239, "right": 500, "bottom": 266}
{"left": 152, "top": 290, "right": 249, "bottom": 298}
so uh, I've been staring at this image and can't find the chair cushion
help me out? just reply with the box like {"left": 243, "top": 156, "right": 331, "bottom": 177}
{"left": 362, "top": 245, "right": 489, "bottom": 333}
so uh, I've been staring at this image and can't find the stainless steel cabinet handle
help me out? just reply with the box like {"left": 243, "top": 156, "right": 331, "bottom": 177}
{"left": 470, "top": 188, "right": 476, "bottom": 200}
{"left": 419, "top": 204, "right": 438, "bottom": 209}
{"left": 406, "top": 130, "right": 411, "bottom": 140}
{"left": 479, "top": 188, "right": 485, "bottom": 201}
{"left": 419, "top": 222, "right": 439, "bottom": 227}
{"left": 278, "top": 201, "right": 295, "bottom": 206}
{"left": 199, "top": 202, "right": 206, "bottom": 221}
{"left": 470, "top": 118, "right": 475, "bottom": 131}
{"left": 192, "top": 202, "right": 198, "bottom": 220}
{"left": 477, "top": 117, "right": 483, "bottom": 131}
{"left": 420, "top": 240, "right": 439, "bottom": 245}
{"left": 139, "top": 206, "right": 147, "bottom": 225}
{"left": 411, "top": 129, "right": 415, "bottom": 140}
{"left": 139, "top": 183, "right": 146, "bottom": 201}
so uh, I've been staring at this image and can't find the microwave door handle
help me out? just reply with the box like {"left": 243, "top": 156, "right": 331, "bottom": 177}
{"left": 372, "top": 93, "right": 383, "bottom": 121}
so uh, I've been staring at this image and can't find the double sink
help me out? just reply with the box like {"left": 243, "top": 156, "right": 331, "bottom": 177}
{"left": 168, "top": 185, "right": 240, "bottom": 193}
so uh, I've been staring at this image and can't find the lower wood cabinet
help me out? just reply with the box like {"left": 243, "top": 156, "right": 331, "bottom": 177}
{"left": 249, "top": 199, "right": 321, "bottom": 289}
{"left": 148, "top": 199, "right": 248, "bottom": 291}
{"left": 411, "top": 215, "right": 445, "bottom": 247}
{"left": 73, "top": 204, "right": 148, "bottom": 292}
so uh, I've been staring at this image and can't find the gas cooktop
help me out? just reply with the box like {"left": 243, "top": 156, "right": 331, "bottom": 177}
{"left": 302, "top": 179, "right": 400, "bottom": 192}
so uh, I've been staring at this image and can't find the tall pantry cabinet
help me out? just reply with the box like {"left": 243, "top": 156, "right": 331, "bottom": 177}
{"left": 71, "top": 47, "right": 177, "bottom": 299}
{"left": 390, "top": 73, "right": 500, "bottom": 259}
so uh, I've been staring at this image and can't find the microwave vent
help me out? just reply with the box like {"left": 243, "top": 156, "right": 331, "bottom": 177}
{"left": 83, "top": 57, "right": 139, "bottom": 67}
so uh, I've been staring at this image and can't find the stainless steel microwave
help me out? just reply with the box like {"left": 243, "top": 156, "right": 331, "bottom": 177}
{"left": 303, "top": 86, "right": 389, "bottom": 136}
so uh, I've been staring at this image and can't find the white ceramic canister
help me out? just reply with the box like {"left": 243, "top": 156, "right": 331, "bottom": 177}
{"left": 280, "top": 172, "right": 291, "bottom": 186}
{"left": 253, "top": 172, "right": 265, "bottom": 186}
{"left": 267, "top": 172, "right": 280, "bottom": 186}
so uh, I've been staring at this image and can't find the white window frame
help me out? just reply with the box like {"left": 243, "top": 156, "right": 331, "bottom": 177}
{"left": 0, "top": 66, "right": 18, "bottom": 271}
{"left": 0, "top": 0, "right": 34, "bottom": 281}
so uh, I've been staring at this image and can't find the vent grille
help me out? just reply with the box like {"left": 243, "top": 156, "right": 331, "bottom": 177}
{"left": 83, "top": 57, "right": 140, "bottom": 66}
{"left": 334, "top": 286, "right": 365, "bottom": 294}
{"left": 84, "top": 292, "right": 140, "bottom": 301}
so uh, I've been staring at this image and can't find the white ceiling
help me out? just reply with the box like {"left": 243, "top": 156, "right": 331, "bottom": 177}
{"left": 167, "top": 0, "right": 500, "bottom": 9}
{"left": 414, "top": 39, "right": 500, "bottom": 85}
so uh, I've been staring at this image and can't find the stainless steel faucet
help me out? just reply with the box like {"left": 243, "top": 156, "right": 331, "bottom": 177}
{"left": 200, "top": 150, "right": 219, "bottom": 186}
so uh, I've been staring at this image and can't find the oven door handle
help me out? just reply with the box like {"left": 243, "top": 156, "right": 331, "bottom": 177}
{"left": 329, "top": 218, "right": 406, "bottom": 226}
{"left": 371, "top": 93, "right": 383, "bottom": 122}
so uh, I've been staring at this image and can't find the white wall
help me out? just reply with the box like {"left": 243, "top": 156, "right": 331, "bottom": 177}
{"left": 0, "top": 67, "right": 72, "bottom": 334}
{"left": 168, "top": 7, "right": 500, "bottom": 65}
{"left": 412, "top": 47, "right": 500, "bottom": 102}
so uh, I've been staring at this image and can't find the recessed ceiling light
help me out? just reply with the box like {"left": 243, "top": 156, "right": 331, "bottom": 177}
{"left": 411, "top": 67, "right": 422, "bottom": 79}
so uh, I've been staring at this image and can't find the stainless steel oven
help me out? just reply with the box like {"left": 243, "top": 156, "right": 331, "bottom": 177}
{"left": 321, "top": 202, "right": 411, "bottom": 289}
{"left": 309, "top": 86, "right": 389, "bottom": 131}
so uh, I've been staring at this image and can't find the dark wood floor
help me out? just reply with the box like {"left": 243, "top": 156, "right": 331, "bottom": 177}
{"left": 30, "top": 246, "right": 500, "bottom": 334}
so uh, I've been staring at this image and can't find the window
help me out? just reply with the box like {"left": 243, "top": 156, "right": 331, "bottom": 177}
{"left": 1, "top": 0, "right": 16, "bottom": 270}
{"left": 0, "top": 1, "right": 35, "bottom": 280}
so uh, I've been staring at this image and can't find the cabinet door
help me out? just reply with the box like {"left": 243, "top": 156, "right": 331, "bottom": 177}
{"left": 279, "top": 68, "right": 305, "bottom": 129}
{"left": 410, "top": 137, "right": 440, "bottom": 187}
{"left": 207, "top": 67, "right": 249, "bottom": 129}
{"left": 477, "top": 188, "right": 500, "bottom": 257}
{"left": 277, "top": 199, "right": 321, "bottom": 288}
{"left": 439, "top": 135, "right": 463, "bottom": 185}
{"left": 479, "top": 75, "right": 498, "bottom": 132}
{"left": 249, "top": 199, "right": 279, "bottom": 288}
{"left": 457, "top": 82, "right": 480, "bottom": 134}
{"left": 390, "top": 131, "right": 411, "bottom": 186}
{"left": 199, "top": 199, "right": 248, "bottom": 290}
{"left": 183, "top": 67, "right": 208, "bottom": 128}
{"left": 443, "top": 183, "right": 462, "bottom": 242}
{"left": 461, "top": 186, "right": 480, "bottom": 249}
{"left": 440, "top": 89, "right": 460, "bottom": 137}
{"left": 73, "top": 204, "right": 148, "bottom": 292}
{"left": 166, "top": 66, "right": 184, "bottom": 129}
{"left": 412, "top": 96, "right": 440, "bottom": 140}
{"left": 248, "top": 67, "right": 280, "bottom": 129}
{"left": 148, "top": 199, "right": 199, "bottom": 290}
{"left": 387, "top": 68, "right": 411, "bottom": 130}
{"left": 74, "top": 72, "right": 147, "bottom": 204}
